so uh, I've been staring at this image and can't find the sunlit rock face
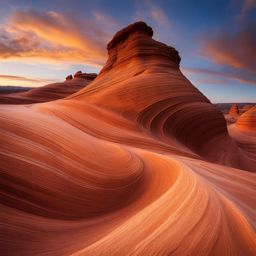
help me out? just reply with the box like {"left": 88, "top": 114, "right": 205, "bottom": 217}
{"left": 237, "top": 106, "right": 256, "bottom": 131}
{"left": 229, "top": 103, "right": 239, "bottom": 116}
{"left": 72, "top": 21, "right": 254, "bottom": 169}
{"left": 1, "top": 22, "right": 256, "bottom": 256}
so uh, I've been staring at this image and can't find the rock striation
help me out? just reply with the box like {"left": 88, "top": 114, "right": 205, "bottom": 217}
{"left": 71, "top": 21, "right": 254, "bottom": 170}
{"left": 1, "top": 22, "right": 256, "bottom": 256}
{"left": 236, "top": 106, "right": 256, "bottom": 131}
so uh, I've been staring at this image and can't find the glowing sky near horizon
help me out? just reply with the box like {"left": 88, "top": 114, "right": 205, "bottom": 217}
{"left": 0, "top": 0, "right": 255, "bottom": 103}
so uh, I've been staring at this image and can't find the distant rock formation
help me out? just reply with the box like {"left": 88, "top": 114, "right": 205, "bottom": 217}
{"left": 229, "top": 103, "right": 239, "bottom": 116}
{"left": 66, "top": 74, "right": 73, "bottom": 80}
{"left": 74, "top": 70, "right": 83, "bottom": 78}
{"left": 0, "top": 72, "right": 97, "bottom": 104}
{"left": 236, "top": 106, "right": 256, "bottom": 131}
{"left": 74, "top": 70, "right": 97, "bottom": 80}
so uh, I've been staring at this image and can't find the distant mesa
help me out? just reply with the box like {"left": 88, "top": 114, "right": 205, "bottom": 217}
{"left": 74, "top": 70, "right": 97, "bottom": 80}
{"left": 66, "top": 71, "right": 97, "bottom": 80}
{"left": 236, "top": 106, "right": 256, "bottom": 131}
{"left": 229, "top": 103, "right": 239, "bottom": 116}
{"left": 215, "top": 103, "right": 254, "bottom": 114}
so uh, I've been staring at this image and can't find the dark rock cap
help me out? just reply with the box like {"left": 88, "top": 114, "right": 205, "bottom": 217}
{"left": 74, "top": 71, "right": 83, "bottom": 78}
{"left": 107, "top": 21, "right": 153, "bottom": 50}
{"left": 65, "top": 74, "right": 73, "bottom": 80}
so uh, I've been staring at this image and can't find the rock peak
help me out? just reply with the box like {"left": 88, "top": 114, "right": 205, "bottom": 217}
{"left": 229, "top": 103, "right": 239, "bottom": 116}
{"left": 99, "top": 21, "right": 181, "bottom": 75}
{"left": 107, "top": 21, "right": 153, "bottom": 50}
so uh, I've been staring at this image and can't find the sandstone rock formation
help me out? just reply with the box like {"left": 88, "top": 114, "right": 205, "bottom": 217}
{"left": 70, "top": 21, "right": 254, "bottom": 170}
{"left": 0, "top": 73, "right": 97, "bottom": 104}
{"left": 74, "top": 70, "right": 83, "bottom": 77}
{"left": 229, "top": 103, "right": 239, "bottom": 116}
{"left": 236, "top": 106, "right": 256, "bottom": 131}
{"left": 1, "top": 22, "right": 256, "bottom": 256}
{"left": 74, "top": 71, "right": 97, "bottom": 80}
{"left": 65, "top": 74, "right": 73, "bottom": 80}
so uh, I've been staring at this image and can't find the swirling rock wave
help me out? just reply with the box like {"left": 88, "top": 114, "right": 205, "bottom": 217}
{"left": 1, "top": 22, "right": 256, "bottom": 255}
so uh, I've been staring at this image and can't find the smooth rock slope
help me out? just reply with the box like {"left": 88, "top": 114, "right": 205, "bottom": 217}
{"left": 1, "top": 21, "right": 256, "bottom": 256}
{"left": 237, "top": 106, "right": 256, "bottom": 131}
{"left": 0, "top": 72, "right": 96, "bottom": 104}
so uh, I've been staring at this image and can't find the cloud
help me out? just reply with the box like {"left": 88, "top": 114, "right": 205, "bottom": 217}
{"left": 133, "top": 3, "right": 171, "bottom": 28}
{"left": 183, "top": 67, "right": 256, "bottom": 85}
{"left": 200, "top": 23, "right": 256, "bottom": 85}
{"left": 0, "top": 74, "right": 57, "bottom": 87}
{"left": 0, "top": 74, "right": 51, "bottom": 82}
{"left": 0, "top": 9, "right": 118, "bottom": 66}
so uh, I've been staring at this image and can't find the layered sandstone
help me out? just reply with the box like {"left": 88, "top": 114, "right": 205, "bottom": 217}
{"left": 70, "top": 21, "right": 254, "bottom": 169}
{"left": 1, "top": 22, "right": 256, "bottom": 256}
{"left": 237, "top": 106, "right": 256, "bottom": 131}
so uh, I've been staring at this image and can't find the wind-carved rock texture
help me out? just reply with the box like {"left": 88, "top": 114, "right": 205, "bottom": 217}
{"left": 1, "top": 21, "right": 256, "bottom": 256}
{"left": 237, "top": 106, "right": 256, "bottom": 131}
{"left": 72, "top": 21, "right": 254, "bottom": 170}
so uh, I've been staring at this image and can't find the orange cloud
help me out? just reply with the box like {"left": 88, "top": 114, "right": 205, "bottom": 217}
{"left": 202, "top": 24, "right": 256, "bottom": 70}
{"left": 0, "top": 74, "right": 46, "bottom": 82}
{"left": 182, "top": 68, "right": 228, "bottom": 85}
{"left": 0, "top": 10, "right": 117, "bottom": 66}
{"left": 201, "top": 23, "right": 256, "bottom": 85}
{"left": 182, "top": 67, "right": 256, "bottom": 85}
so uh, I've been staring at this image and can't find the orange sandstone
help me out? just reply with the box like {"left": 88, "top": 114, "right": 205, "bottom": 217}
{"left": 0, "top": 22, "right": 256, "bottom": 256}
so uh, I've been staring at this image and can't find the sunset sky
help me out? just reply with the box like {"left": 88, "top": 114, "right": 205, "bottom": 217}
{"left": 0, "top": 0, "right": 255, "bottom": 103}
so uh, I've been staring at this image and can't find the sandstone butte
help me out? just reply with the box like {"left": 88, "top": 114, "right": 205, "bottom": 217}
{"left": 228, "top": 103, "right": 239, "bottom": 116}
{"left": 0, "top": 21, "right": 256, "bottom": 256}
